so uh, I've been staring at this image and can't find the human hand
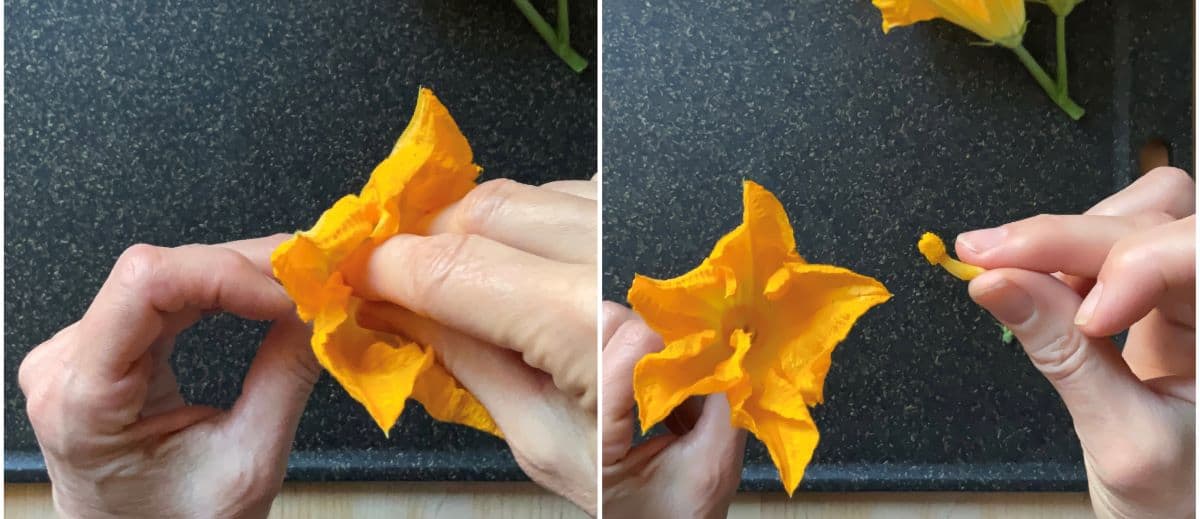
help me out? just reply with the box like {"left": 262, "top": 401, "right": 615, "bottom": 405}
{"left": 18, "top": 235, "right": 320, "bottom": 518}
{"left": 357, "top": 178, "right": 598, "bottom": 514}
{"left": 958, "top": 167, "right": 1195, "bottom": 518}
{"left": 601, "top": 302, "right": 746, "bottom": 519}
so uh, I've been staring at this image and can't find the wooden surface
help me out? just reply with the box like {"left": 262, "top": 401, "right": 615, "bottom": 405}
{"left": 5, "top": 482, "right": 1092, "bottom": 518}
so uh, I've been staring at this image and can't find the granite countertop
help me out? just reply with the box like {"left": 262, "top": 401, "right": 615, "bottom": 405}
{"left": 603, "top": 0, "right": 1192, "bottom": 492}
{"left": 6, "top": 0, "right": 595, "bottom": 482}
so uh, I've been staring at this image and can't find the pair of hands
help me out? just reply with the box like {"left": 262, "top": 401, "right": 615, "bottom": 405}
{"left": 19, "top": 178, "right": 598, "bottom": 517}
{"left": 601, "top": 168, "right": 1195, "bottom": 518}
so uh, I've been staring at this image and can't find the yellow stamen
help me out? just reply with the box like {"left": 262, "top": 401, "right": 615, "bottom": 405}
{"left": 918, "top": 232, "right": 985, "bottom": 281}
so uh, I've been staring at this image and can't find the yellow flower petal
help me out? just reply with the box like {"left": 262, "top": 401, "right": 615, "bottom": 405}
{"left": 873, "top": 0, "right": 1026, "bottom": 47}
{"left": 761, "top": 264, "right": 893, "bottom": 405}
{"left": 630, "top": 181, "right": 889, "bottom": 494}
{"left": 272, "top": 88, "right": 496, "bottom": 436}
{"left": 730, "top": 386, "right": 819, "bottom": 497}
{"left": 627, "top": 266, "right": 736, "bottom": 344}
{"left": 411, "top": 357, "right": 504, "bottom": 438}
{"left": 633, "top": 329, "right": 739, "bottom": 431}
{"left": 311, "top": 286, "right": 433, "bottom": 434}
{"left": 706, "top": 181, "right": 805, "bottom": 293}
{"left": 872, "top": 0, "right": 940, "bottom": 33}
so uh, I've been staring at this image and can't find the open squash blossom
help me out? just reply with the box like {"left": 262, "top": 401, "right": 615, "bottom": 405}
{"left": 629, "top": 181, "right": 891, "bottom": 495}
{"left": 917, "top": 231, "right": 985, "bottom": 281}
{"left": 873, "top": 0, "right": 1026, "bottom": 48}
{"left": 271, "top": 88, "right": 500, "bottom": 437}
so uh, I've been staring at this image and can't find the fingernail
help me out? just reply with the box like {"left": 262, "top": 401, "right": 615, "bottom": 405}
{"left": 1074, "top": 282, "right": 1103, "bottom": 326}
{"left": 958, "top": 227, "right": 1007, "bottom": 255}
{"left": 971, "top": 274, "right": 1034, "bottom": 325}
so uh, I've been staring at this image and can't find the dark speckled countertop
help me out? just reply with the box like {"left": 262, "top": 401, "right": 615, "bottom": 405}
{"left": 603, "top": 0, "right": 1192, "bottom": 492}
{"left": 6, "top": 0, "right": 594, "bottom": 482}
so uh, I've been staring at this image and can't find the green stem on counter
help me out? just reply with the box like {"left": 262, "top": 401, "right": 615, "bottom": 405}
{"left": 513, "top": 0, "right": 588, "bottom": 73}
{"left": 1011, "top": 44, "right": 1084, "bottom": 120}
{"left": 1055, "top": 14, "right": 1068, "bottom": 97}
{"left": 557, "top": 0, "right": 570, "bottom": 44}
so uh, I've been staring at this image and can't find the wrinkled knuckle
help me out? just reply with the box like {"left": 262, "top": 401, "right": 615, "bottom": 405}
{"left": 1029, "top": 330, "right": 1089, "bottom": 384}
{"left": 17, "top": 347, "right": 47, "bottom": 397}
{"left": 688, "top": 464, "right": 738, "bottom": 506}
{"left": 19, "top": 339, "right": 66, "bottom": 428}
{"left": 209, "top": 246, "right": 253, "bottom": 276}
{"left": 21, "top": 379, "right": 50, "bottom": 431}
{"left": 613, "top": 317, "right": 660, "bottom": 354}
{"left": 226, "top": 462, "right": 282, "bottom": 509}
{"left": 411, "top": 234, "right": 474, "bottom": 305}
{"left": 114, "top": 243, "right": 163, "bottom": 292}
{"left": 577, "top": 385, "right": 597, "bottom": 413}
{"left": 512, "top": 445, "right": 567, "bottom": 490}
{"left": 459, "top": 178, "right": 518, "bottom": 233}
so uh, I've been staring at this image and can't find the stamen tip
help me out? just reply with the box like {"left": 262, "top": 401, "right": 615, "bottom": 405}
{"left": 917, "top": 232, "right": 947, "bottom": 265}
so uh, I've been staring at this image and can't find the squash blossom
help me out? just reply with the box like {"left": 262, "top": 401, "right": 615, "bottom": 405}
{"left": 271, "top": 88, "right": 500, "bottom": 437}
{"left": 874, "top": 0, "right": 1026, "bottom": 48}
{"left": 629, "top": 181, "right": 891, "bottom": 495}
{"left": 917, "top": 231, "right": 985, "bottom": 281}
{"left": 871, "top": 0, "right": 1086, "bottom": 120}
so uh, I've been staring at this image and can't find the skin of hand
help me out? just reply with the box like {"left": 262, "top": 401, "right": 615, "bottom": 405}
{"left": 957, "top": 167, "right": 1195, "bottom": 519}
{"left": 356, "top": 178, "right": 598, "bottom": 515}
{"left": 601, "top": 302, "right": 747, "bottom": 519}
{"left": 18, "top": 235, "right": 321, "bottom": 518}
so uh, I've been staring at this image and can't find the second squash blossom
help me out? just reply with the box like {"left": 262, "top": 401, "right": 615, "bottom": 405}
{"left": 629, "top": 181, "right": 891, "bottom": 495}
{"left": 872, "top": 0, "right": 1086, "bottom": 120}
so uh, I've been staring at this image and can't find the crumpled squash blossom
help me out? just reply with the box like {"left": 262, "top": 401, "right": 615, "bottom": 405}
{"left": 629, "top": 181, "right": 892, "bottom": 495}
{"left": 272, "top": 88, "right": 500, "bottom": 437}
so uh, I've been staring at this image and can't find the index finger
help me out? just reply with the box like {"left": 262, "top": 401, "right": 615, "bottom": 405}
{"left": 216, "top": 233, "right": 292, "bottom": 276}
{"left": 1086, "top": 167, "right": 1195, "bottom": 218}
{"left": 76, "top": 244, "right": 293, "bottom": 380}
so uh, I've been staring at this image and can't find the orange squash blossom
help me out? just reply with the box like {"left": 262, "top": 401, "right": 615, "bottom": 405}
{"left": 918, "top": 231, "right": 985, "bottom": 281}
{"left": 271, "top": 88, "right": 500, "bottom": 437}
{"left": 629, "top": 181, "right": 892, "bottom": 495}
{"left": 872, "top": 0, "right": 1027, "bottom": 48}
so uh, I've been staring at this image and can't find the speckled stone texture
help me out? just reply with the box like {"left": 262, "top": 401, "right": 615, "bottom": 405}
{"left": 603, "top": 0, "right": 1192, "bottom": 493}
{"left": 6, "top": 0, "right": 594, "bottom": 482}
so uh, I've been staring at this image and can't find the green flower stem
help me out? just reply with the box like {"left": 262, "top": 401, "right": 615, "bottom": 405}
{"left": 557, "top": 0, "right": 569, "bottom": 43}
{"left": 1056, "top": 14, "right": 1068, "bottom": 96}
{"left": 513, "top": 0, "right": 588, "bottom": 73}
{"left": 1011, "top": 44, "right": 1084, "bottom": 120}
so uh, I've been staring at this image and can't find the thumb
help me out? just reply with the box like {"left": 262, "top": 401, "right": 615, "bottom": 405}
{"left": 680, "top": 394, "right": 747, "bottom": 476}
{"left": 969, "top": 269, "right": 1150, "bottom": 439}
{"left": 227, "top": 315, "right": 320, "bottom": 464}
